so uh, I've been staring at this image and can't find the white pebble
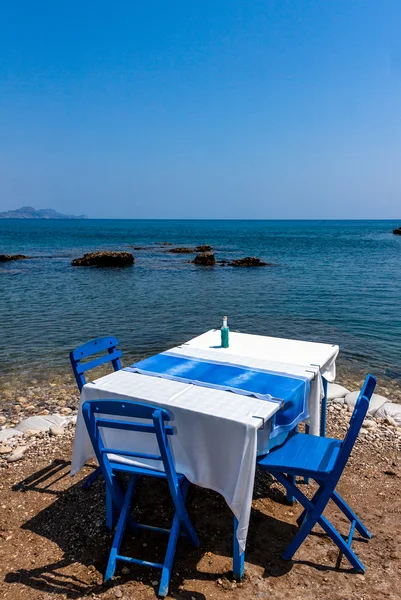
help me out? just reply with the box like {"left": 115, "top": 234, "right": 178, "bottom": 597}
{"left": 362, "top": 419, "right": 376, "bottom": 429}
{"left": 50, "top": 425, "right": 64, "bottom": 436}
{"left": 7, "top": 446, "right": 27, "bottom": 462}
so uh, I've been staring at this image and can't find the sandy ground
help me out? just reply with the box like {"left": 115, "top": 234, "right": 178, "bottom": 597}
{"left": 0, "top": 413, "right": 400, "bottom": 600}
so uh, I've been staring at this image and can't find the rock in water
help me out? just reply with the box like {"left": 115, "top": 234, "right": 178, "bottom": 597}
{"left": 193, "top": 252, "right": 216, "bottom": 266}
{"left": 393, "top": 227, "right": 401, "bottom": 235}
{"left": 230, "top": 257, "right": 268, "bottom": 267}
{"left": 196, "top": 245, "right": 212, "bottom": 252}
{"left": 72, "top": 251, "right": 134, "bottom": 267}
{"left": 168, "top": 247, "right": 195, "bottom": 253}
{"left": 0, "top": 254, "right": 27, "bottom": 262}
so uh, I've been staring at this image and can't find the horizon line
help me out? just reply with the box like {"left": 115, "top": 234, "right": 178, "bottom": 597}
{"left": 1, "top": 217, "right": 400, "bottom": 222}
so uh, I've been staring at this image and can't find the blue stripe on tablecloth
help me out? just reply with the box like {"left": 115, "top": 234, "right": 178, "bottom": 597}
{"left": 124, "top": 352, "right": 310, "bottom": 439}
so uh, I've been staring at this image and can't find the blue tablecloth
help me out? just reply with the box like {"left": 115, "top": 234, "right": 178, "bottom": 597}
{"left": 125, "top": 352, "right": 310, "bottom": 440}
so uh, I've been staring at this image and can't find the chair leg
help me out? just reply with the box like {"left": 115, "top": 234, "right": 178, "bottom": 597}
{"left": 82, "top": 465, "right": 102, "bottom": 489}
{"left": 282, "top": 512, "right": 318, "bottom": 560}
{"left": 318, "top": 514, "right": 366, "bottom": 573}
{"left": 232, "top": 516, "right": 245, "bottom": 579}
{"left": 274, "top": 473, "right": 333, "bottom": 562}
{"left": 106, "top": 484, "right": 117, "bottom": 531}
{"left": 106, "top": 472, "right": 132, "bottom": 531}
{"left": 276, "top": 473, "right": 367, "bottom": 572}
{"left": 296, "top": 508, "right": 307, "bottom": 527}
{"left": 286, "top": 475, "right": 296, "bottom": 504}
{"left": 159, "top": 512, "right": 181, "bottom": 597}
{"left": 174, "top": 480, "right": 199, "bottom": 548}
{"left": 296, "top": 484, "right": 325, "bottom": 527}
{"left": 289, "top": 509, "right": 366, "bottom": 572}
{"left": 105, "top": 476, "right": 136, "bottom": 582}
{"left": 331, "top": 490, "right": 371, "bottom": 539}
{"left": 159, "top": 480, "right": 199, "bottom": 595}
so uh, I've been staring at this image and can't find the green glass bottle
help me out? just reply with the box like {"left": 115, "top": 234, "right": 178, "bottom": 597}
{"left": 221, "top": 315, "right": 229, "bottom": 348}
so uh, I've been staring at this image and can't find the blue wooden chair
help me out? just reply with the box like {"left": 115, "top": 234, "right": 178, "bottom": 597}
{"left": 82, "top": 399, "right": 199, "bottom": 597}
{"left": 70, "top": 336, "right": 122, "bottom": 393}
{"left": 257, "top": 374, "right": 376, "bottom": 573}
{"left": 70, "top": 336, "right": 123, "bottom": 489}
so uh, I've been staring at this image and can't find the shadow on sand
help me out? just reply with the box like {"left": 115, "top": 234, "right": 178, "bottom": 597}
{"left": 5, "top": 461, "right": 297, "bottom": 598}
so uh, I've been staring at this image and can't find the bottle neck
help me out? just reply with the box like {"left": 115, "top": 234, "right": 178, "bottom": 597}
{"left": 222, "top": 317, "right": 227, "bottom": 328}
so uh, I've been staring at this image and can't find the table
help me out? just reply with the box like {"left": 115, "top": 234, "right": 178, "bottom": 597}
{"left": 71, "top": 330, "right": 338, "bottom": 575}
{"left": 181, "top": 330, "right": 339, "bottom": 436}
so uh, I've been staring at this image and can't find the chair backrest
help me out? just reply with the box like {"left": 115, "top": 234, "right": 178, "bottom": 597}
{"left": 82, "top": 399, "right": 179, "bottom": 505}
{"left": 332, "top": 374, "right": 376, "bottom": 482}
{"left": 70, "top": 336, "right": 122, "bottom": 392}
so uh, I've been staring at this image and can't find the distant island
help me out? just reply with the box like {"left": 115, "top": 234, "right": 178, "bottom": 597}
{"left": 0, "top": 206, "right": 87, "bottom": 219}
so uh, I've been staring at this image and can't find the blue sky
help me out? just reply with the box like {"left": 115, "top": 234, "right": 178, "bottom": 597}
{"left": 1, "top": 1, "right": 400, "bottom": 218}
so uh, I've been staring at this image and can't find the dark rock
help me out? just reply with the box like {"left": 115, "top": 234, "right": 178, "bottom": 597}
{"left": 196, "top": 245, "right": 212, "bottom": 252}
{"left": 393, "top": 227, "right": 401, "bottom": 236}
{"left": 72, "top": 251, "right": 134, "bottom": 267}
{"left": 0, "top": 254, "right": 27, "bottom": 262}
{"left": 230, "top": 257, "right": 268, "bottom": 267}
{"left": 193, "top": 252, "right": 216, "bottom": 266}
{"left": 127, "top": 245, "right": 155, "bottom": 250}
{"left": 168, "top": 247, "right": 195, "bottom": 254}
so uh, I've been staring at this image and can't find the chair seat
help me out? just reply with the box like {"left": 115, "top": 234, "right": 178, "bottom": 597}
{"left": 258, "top": 432, "right": 341, "bottom": 479}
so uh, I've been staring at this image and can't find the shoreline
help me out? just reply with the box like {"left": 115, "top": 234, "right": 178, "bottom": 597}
{"left": 1, "top": 365, "right": 401, "bottom": 467}
{"left": 1, "top": 358, "right": 401, "bottom": 423}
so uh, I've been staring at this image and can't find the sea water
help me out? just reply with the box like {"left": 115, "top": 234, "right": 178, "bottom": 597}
{"left": 0, "top": 219, "right": 400, "bottom": 384}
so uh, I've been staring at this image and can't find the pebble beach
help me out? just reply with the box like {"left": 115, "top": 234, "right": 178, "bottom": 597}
{"left": 0, "top": 370, "right": 400, "bottom": 600}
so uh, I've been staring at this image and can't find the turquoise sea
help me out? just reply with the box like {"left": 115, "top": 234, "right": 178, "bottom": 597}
{"left": 0, "top": 219, "right": 400, "bottom": 385}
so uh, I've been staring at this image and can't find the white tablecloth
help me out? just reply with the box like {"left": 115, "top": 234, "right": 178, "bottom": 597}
{"left": 71, "top": 330, "right": 338, "bottom": 553}
{"left": 71, "top": 370, "right": 280, "bottom": 553}
{"left": 183, "top": 330, "right": 338, "bottom": 380}
{"left": 178, "top": 330, "right": 339, "bottom": 436}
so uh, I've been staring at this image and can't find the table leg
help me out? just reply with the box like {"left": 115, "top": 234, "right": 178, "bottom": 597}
{"left": 303, "top": 424, "right": 310, "bottom": 485}
{"left": 303, "top": 377, "right": 328, "bottom": 485}
{"left": 286, "top": 425, "right": 297, "bottom": 501}
{"left": 320, "top": 377, "right": 328, "bottom": 437}
{"left": 232, "top": 516, "right": 244, "bottom": 578}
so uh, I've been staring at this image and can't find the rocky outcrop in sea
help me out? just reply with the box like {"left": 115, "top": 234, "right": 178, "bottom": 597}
{"left": 0, "top": 254, "right": 27, "bottom": 262}
{"left": 230, "top": 257, "right": 268, "bottom": 267}
{"left": 72, "top": 251, "right": 134, "bottom": 267}
{"left": 193, "top": 252, "right": 216, "bottom": 266}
